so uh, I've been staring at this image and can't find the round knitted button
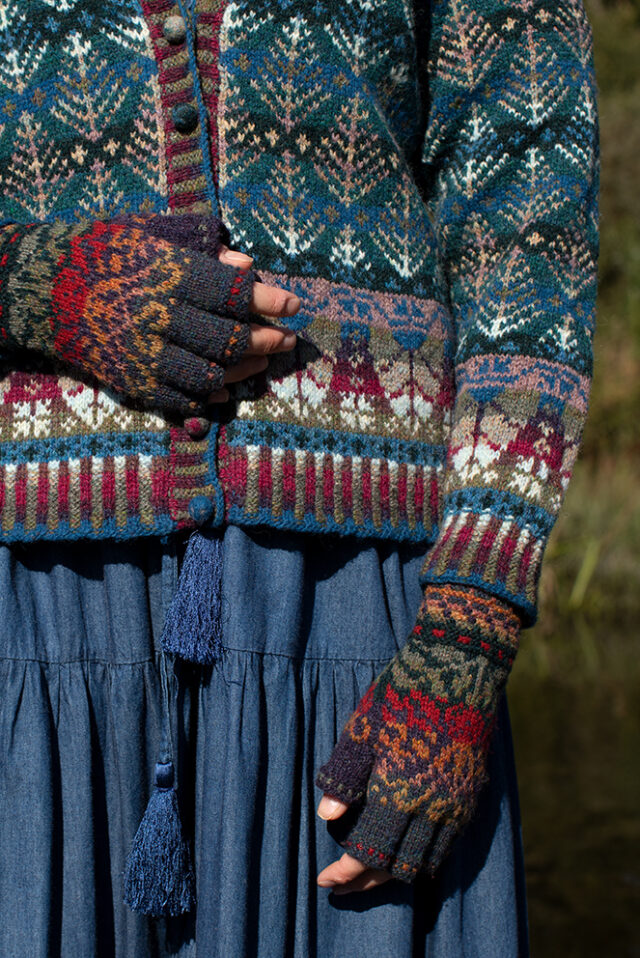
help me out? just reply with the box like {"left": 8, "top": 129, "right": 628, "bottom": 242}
{"left": 172, "top": 103, "right": 199, "bottom": 134}
{"left": 184, "top": 416, "right": 211, "bottom": 439}
{"left": 163, "top": 15, "right": 187, "bottom": 44}
{"left": 188, "top": 495, "right": 215, "bottom": 524}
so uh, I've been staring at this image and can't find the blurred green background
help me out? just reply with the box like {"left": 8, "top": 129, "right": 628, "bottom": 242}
{"left": 508, "top": 1, "right": 640, "bottom": 954}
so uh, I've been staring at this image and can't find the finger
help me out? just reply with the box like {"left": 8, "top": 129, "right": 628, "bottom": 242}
{"left": 245, "top": 323, "right": 297, "bottom": 356}
{"left": 207, "top": 387, "right": 230, "bottom": 404}
{"left": 250, "top": 280, "right": 301, "bottom": 318}
{"left": 167, "top": 304, "right": 249, "bottom": 363}
{"left": 332, "top": 868, "right": 392, "bottom": 896}
{"left": 159, "top": 345, "right": 223, "bottom": 395}
{"left": 218, "top": 244, "right": 254, "bottom": 268}
{"left": 317, "top": 795, "right": 350, "bottom": 821}
{"left": 220, "top": 355, "right": 269, "bottom": 386}
{"left": 317, "top": 852, "right": 368, "bottom": 888}
{"left": 154, "top": 383, "right": 204, "bottom": 417}
{"left": 214, "top": 248, "right": 301, "bottom": 317}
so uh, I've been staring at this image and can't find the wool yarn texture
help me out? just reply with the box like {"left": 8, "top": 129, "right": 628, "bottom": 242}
{"left": 316, "top": 584, "right": 521, "bottom": 880}
{"left": 0, "top": 0, "right": 598, "bottom": 628}
{"left": 0, "top": 214, "right": 254, "bottom": 415}
{"left": 0, "top": 0, "right": 599, "bottom": 886}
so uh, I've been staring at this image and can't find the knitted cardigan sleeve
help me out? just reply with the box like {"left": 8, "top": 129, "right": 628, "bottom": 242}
{"left": 417, "top": 0, "right": 599, "bottom": 626}
{"left": 316, "top": 0, "right": 599, "bottom": 881}
{"left": 0, "top": 213, "right": 255, "bottom": 415}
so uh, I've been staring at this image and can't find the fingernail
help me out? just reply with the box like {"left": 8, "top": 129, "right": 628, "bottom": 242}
{"left": 282, "top": 331, "right": 297, "bottom": 346}
{"left": 317, "top": 798, "right": 343, "bottom": 820}
{"left": 284, "top": 296, "right": 301, "bottom": 315}
{"left": 317, "top": 880, "right": 336, "bottom": 888}
{"left": 226, "top": 251, "right": 253, "bottom": 265}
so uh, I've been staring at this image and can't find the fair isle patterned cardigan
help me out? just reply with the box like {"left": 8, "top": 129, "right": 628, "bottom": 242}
{"left": 0, "top": 0, "right": 598, "bottom": 626}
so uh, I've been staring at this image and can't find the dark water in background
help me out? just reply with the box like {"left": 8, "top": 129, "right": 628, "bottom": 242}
{"left": 509, "top": 674, "right": 640, "bottom": 957}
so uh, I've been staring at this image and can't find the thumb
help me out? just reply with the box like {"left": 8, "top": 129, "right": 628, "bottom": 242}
{"left": 317, "top": 795, "right": 350, "bottom": 821}
{"left": 218, "top": 243, "right": 254, "bottom": 267}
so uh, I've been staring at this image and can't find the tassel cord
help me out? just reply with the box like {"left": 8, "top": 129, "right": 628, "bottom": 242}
{"left": 122, "top": 546, "right": 197, "bottom": 917}
{"left": 158, "top": 645, "right": 175, "bottom": 767}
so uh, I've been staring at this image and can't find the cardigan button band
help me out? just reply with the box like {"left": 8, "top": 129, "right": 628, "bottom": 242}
{"left": 188, "top": 495, "right": 215, "bottom": 525}
{"left": 172, "top": 103, "right": 199, "bottom": 134}
{"left": 162, "top": 15, "right": 187, "bottom": 44}
{"left": 183, "top": 416, "right": 211, "bottom": 439}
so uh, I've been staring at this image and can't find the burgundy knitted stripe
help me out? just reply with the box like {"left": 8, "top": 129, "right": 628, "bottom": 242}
{"left": 139, "top": 0, "right": 211, "bottom": 213}
{"left": 216, "top": 430, "right": 438, "bottom": 534}
{"left": 422, "top": 511, "right": 542, "bottom": 614}
{"left": 168, "top": 425, "right": 215, "bottom": 526}
{"left": 0, "top": 452, "right": 188, "bottom": 535}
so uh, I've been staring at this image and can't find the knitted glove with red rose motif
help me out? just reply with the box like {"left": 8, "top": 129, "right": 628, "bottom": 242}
{"left": 0, "top": 213, "right": 255, "bottom": 415}
{"left": 315, "top": 584, "right": 521, "bottom": 882}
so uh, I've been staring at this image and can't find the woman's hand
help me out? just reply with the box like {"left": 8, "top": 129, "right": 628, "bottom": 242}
{"left": 211, "top": 245, "right": 299, "bottom": 403}
{"left": 314, "top": 587, "right": 521, "bottom": 886}
{"left": 315, "top": 796, "right": 392, "bottom": 895}
{"left": 0, "top": 216, "right": 300, "bottom": 416}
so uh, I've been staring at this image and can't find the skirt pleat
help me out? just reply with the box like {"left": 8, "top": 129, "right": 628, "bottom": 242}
{"left": 0, "top": 540, "right": 194, "bottom": 958}
{"left": 0, "top": 529, "right": 528, "bottom": 958}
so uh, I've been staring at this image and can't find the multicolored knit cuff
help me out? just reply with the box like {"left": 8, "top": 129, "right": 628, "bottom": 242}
{"left": 414, "top": 584, "right": 521, "bottom": 666}
{"left": 420, "top": 509, "right": 542, "bottom": 627}
{"left": 315, "top": 585, "right": 520, "bottom": 882}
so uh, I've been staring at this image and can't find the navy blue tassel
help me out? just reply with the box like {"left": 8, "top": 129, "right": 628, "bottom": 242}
{"left": 162, "top": 530, "right": 224, "bottom": 664}
{"left": 123, "top": 760, "right": 195, "bottom": 917}
{"left": 124, "top": 531, "right": 223, "bottom": 914}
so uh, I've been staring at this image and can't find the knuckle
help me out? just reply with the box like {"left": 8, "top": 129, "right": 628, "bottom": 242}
{"left": 260, "top": 331, "right": 282, "bottom": 354}
{"left": 268, "top": 292, "right": 283, "bottom": 314}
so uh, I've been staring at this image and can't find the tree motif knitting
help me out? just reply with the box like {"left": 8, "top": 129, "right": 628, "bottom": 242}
{"left": 0, "top": 0, "right": 599, "bottom": 883}
{"left": 0, "top": 0, "right": 598, "bottom": 632}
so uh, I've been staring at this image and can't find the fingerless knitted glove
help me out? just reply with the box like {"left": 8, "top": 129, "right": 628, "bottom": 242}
{"left": 315, "top": 584, "right": 521, "bottom": 881}
{"left": 0, "top": 214, "right": 255, "bottom": 415}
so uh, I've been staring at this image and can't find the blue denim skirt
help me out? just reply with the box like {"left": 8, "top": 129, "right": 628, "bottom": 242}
{"left": 0, "top": 528, "right": 528, "bottom": 958}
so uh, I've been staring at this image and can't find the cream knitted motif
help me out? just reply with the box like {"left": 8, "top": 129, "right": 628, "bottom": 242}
{"left": 0, "top": 0, "right": 598, "bottom": 626}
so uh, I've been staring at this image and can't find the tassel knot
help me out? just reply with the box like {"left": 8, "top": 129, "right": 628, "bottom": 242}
{"left": 155, "top": 761, "right": 174, "bottom": 789}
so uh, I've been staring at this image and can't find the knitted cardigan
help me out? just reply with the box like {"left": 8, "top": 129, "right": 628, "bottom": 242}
{"left": 0, "top": 0, "right": 598, "bottom": 628}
